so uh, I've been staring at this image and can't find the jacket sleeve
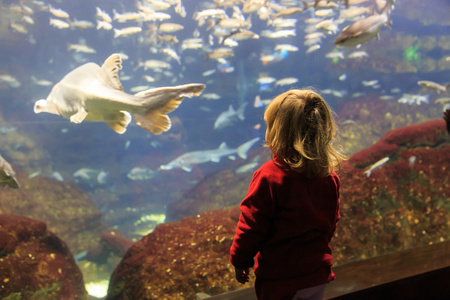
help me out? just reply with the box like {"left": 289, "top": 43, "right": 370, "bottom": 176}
{"left": 230, "top": 169, "right": 275, "bottom": 269}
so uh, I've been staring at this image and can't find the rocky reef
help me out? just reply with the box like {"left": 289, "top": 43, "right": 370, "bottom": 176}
{"left": 0, "top": 168, "right": 109, "bottom": 254}
{"left": 0, "top": 214, "right": 87, "bottom": 299}
{"left": 106, "top": 118, "right": 449, "bottom": 298}
{"left": 106, "top": 207, "right": 248, "bottom": 300}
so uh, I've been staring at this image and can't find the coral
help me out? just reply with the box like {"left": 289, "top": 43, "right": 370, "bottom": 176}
{"left": 0, "top": 168, "right": 109, "bottom": 254}
{"left": 0, "top": 214, "right": 87, "bottom": 299}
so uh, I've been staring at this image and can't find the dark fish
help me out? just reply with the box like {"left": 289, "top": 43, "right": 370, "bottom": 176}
{"left": 334, "top": 1, "right": 393, "bottom": 47}
{"left": 444, "top": 109, "right": 450, "bottom": 135}
{"left": 0, "top": 154, "right": 19, "bottom": 188}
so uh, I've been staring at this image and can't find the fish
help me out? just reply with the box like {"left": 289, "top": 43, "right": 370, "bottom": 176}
{"left": 0, "top": 154, "right": 19, "bottom": 188}
{"left": 0, "top": 127, "right": 17, "bottom": 134}
{"left": 113, "top": 27, "right": 142, "bottom": 38}
{"left": 48, "top": 5, "right": 69, "bottom": 19}
{"left": 435, "top": 97, "right": 450, "bottom": 105}
{"left": 325, "top": 51, "right": 345, "bottom": 59}
{"left": 34, "top": 53, "right": 205, "bottom": 134}
{"left": 235, "top": 155, "right": 260, "bottom": 174}
{"left": 96, "top": 7, "right": 112, "bottom": 23}
{"left": 67, "top": 43, "right": 96, "bottom": 53}
{"left": 315, "top": 19, "right": 340, "bottom": 34}
{"left": 306, "top": 44, "right": 321, "bottom": 54}
{"left": 0, "top": 74, "right": 21, "bottom": 87}
{"left": 270, "top": 18, "right": 297, "bottom": 28}
{"left": 262, "top": 29, "right": 296, "bottom": 39}
{"left": 348, "top": 50, "right": 369, "bottom": 58}
{"left": 340, "top": 6, "right": 373, "bottom": 20}
{"left": 275, "top": 77, "right": 299, "bottom": 87}
{"left": 49, "top": 171, "right": 64, "bottom": 181}
{"left": 206, "top": 47, "right": 234, "bottom": 60}
{"left": 162, "top": 48, "right": 181, "bottom": 64}
{"left": 194, "top": 9, "right": 227, "bottom": 21}
{"left": 274, "top": 44, "right": 299, "bottom": 52}
{"left": 138, "top": 59, "right": 171, "bottom": 70}
{"left": 214, "top": 103, "right": 247, "bottom": 129}
{"left": 9, "top": 22, "right": 28, "bottom": 34}
{"left": 73, "top": 168, "right": 108, "bottom": 186}
{"left": 127, "top": 167, "right": 158, "bottom": 180}
{"left": 200, "top": 93, "right": 221, "bottom": 100}
{"left": 417, "top": 80, "right": 450, "bottom": 94}
{"left": 271, "top": 7, "right": 303, "bottom": 20}
{"left": 257, "top": 76, "right": 277, "bottom": 84}
{"left": 70, "top": 19, "right": 94, "bottom": 29}
{"left": 408, "top": 156, "right": 416, "bottom": 167}
{"left": 142, "top": 11, "right": 171, "bottom": 21}
{"left": 113, "top": 10, "right": 142, "bottom": 22}
{"left": 97, "top": 20, "right": 113, "bottom": 30}
{"left": 223, "top": 29, "right": 259, "bottom": 42}
{"left": 315, "top": 9, "right": 334, "bottom": 18}
{"left": 334, "top": 3, "right": 392, "bottom": 47}
{"left": 217, "top": 18, "right": 250, "bottom": 30}
{"left": 158, "top": 23, "right": 184, "bottom": 33}
{"left": 364, "top": 157, "right": 389, "bottom": 177}
{"left": 362, "top": 80, "right": 379, "bottom": 86}
{"left": 397, "top": 94, "right": 429, "bottom": 105}
{"left": 49, "top": 18, "right": 70, "bottom": 29}
{"left": 146, "top": 0, "right": 171, "bottom": 9}
{"left": 160, "top": 137, "right": 260, "bottom": 172}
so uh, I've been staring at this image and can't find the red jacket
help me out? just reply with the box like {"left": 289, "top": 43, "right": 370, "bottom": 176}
{"left": 230, "top": 156, "right": 340, "bottom": 290}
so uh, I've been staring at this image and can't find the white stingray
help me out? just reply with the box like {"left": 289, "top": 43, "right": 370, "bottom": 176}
{"left": 34, "top": 53, "right": 205, "bottom": 134}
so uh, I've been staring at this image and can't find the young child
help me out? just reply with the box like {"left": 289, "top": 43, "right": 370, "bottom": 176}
{"left": 230, "top": 89, "right": 345, "bottom": 300}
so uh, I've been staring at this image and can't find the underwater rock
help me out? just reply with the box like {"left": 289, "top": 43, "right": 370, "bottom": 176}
{"left": 333, "top": 118, "right": 450, "bottom": 263}
{"left": 0, "top": 214, "right": 87, "bottom": 299}
{"left": 106, "top": 206, "right": 250, "bottom": 300}
{"left": 106, "top": 119, "right": 449, "bottom": 299}
{"left": 349, "top": 119, "right": 447, "bottom": 167}
{"left": 85, "top": 229, "right": 134, "bottom": 264}
{"left": 0, "top": 167, "right": 109, "bottom": 254}
{"left": 337, "top": 96, "right": 443, "bottom": 156}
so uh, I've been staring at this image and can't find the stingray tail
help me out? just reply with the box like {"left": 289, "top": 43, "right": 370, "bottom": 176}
{"left": 132, "top": 83, "right": 205, "bottom": 134}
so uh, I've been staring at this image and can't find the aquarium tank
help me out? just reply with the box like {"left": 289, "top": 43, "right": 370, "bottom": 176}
{"left": 0, "top": 0, "right": 449, "bottom": 299}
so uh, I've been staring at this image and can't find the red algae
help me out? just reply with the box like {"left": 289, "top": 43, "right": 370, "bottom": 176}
{"left": 0, "top": 169, "right": 109, "bottom": 254}
{"left": 0, "top": 214, "right": 87, "bottom": 299}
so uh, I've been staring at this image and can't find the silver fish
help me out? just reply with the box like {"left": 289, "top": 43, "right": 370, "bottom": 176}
{"left": 417, "top": 80, "right": 450, "bottom": 94}
{"left": 364, "top": 157, "right": 389, "bottom": 177}
{"left": 127, "top": 167, "right": 158, "bottom": 180}
{"left": 34, "top": 54, "right": 205, "bottom": 134}
{"left": 214, "top": 103, "right": 247, "bottom": 129}
{"left": 160, "top": 137, "right": 260, "bottom": 172}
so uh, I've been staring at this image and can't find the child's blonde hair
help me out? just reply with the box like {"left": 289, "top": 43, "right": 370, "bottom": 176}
{"left": 264, "top": 89, "right": 345, "bottom": 177}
